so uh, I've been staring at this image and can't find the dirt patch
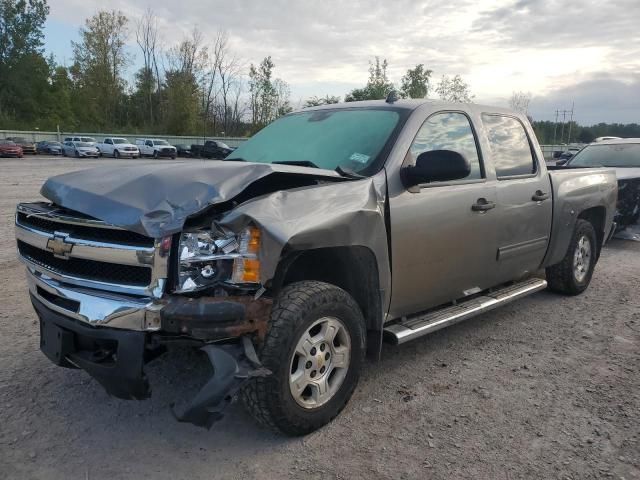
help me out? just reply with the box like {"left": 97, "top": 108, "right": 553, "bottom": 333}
{"left": 1, "top": 158, "right": 639, "bottom": 479}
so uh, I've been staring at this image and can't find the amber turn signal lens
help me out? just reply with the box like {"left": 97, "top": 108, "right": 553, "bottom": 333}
{"left": 239, "top": 226, "right": 261, "bottom": 254}
{"left": 232, "top": 258, "right": 261, "bottom": 283}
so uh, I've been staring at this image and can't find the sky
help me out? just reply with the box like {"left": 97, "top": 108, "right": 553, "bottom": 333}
{"left": 44, "top": 0, "right": 640, "bottom": 125}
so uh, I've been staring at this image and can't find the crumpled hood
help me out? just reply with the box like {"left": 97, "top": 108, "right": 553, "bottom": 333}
{"left": 40, "top": 161, "right": 344, "bottom": 238}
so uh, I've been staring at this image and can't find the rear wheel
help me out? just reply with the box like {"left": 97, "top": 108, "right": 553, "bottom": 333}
{"left": 243, "top": 281, "right": 366, "bottom": 436}
{"left": 546, "top": 219, "right": 597, "bottom": 295}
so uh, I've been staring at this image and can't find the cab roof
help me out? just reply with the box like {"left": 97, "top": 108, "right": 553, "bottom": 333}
{"left": 298, "top": 98, "right": 520, "bottom": 117}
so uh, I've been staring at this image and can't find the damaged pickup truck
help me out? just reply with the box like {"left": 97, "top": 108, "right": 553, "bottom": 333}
{"left": 15, "top": 98, "right": 618, "bottom": 435}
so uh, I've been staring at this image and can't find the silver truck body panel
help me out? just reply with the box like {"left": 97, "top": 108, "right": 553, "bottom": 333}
{"left": 542, "top": 167, "right": 617, "bottom": 267}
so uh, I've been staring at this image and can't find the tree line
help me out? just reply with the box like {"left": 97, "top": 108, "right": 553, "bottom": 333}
{"left": 1, "top": 0, "right": 637, "bottom": 140}
{"left": 0, "top": 2, "right": 292, "bottom": 135}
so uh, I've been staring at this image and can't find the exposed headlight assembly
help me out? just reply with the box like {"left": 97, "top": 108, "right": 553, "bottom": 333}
{"left": 177, "top": 225, "right": 261, "bottom": 293}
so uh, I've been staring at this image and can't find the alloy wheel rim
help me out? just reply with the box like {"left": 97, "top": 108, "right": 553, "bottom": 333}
{"left": 289, "top": 316, "right": 351, "bottom": 409}
{"left": 573, "top": 235, "right": 591, "bottom": 283}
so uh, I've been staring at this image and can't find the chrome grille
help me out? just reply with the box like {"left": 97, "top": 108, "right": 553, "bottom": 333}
{"left": 18, "top": 241, "right": 152, "bottom": 286}
{"left": 16, "top": 212, "right": 154, "bottom": 247}
{"left": 15, "top": 202, "right": 168, "bottom": 298}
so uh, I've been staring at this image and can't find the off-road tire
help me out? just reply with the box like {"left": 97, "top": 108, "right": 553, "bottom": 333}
{"left": 546, "top": 219, "right": 597, "bottom": 295}
{"left": 242, "top": 281, "right": 366, "bottom": 436}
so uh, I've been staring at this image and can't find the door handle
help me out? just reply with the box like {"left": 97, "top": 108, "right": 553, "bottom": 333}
{"left": 532, "top": 190, "right": 550, "bottom": 202}
{"left": 471, "top": 198, "right": 496, "bottom": 212}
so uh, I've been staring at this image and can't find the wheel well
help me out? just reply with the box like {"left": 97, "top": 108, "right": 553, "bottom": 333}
{"left": 578, "top": 206, "right": 606, "bottom": 257}
{"left": 273, "top": 246, "right": 383, "bottom": 358}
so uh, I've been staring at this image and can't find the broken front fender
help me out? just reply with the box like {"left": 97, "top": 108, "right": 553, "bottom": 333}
{"left": 219, "top": 171, "right": 392, "bottom": 313}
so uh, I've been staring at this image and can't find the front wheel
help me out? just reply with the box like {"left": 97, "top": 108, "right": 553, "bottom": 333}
{"left": 546, "top": 219, "right": 597, "bottom": 295}
{"left": 114, "top": 149, "right": 120, "bottom": 158}
{"left": 243, "top": 281, "right": 366, "bottom": 436}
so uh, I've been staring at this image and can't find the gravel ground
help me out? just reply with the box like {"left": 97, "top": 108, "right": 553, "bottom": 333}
{"left": 1, "top": 157, "right": 639, "bottom": 480}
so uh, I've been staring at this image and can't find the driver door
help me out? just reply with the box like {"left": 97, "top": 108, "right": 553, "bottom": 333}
{"left": 388, "top": 111, "right": 499, "bottom": 318}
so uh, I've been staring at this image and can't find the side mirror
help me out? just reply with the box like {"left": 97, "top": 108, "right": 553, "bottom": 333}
{"left": 556, "top": 159, "right": 568, "bottom": 166}
{"left": 402, "top": 150, "right": 471, "bottom": 187}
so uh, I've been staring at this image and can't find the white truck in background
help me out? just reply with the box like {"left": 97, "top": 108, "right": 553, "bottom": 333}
{"left": 136, "top": 139, "right": 177, "bottom": 159}
{"left": 96, "top": 137, "right": 140, "bottom": 158}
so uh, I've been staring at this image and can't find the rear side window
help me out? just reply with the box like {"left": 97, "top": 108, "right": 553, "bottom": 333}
{"left": 409, "top": 112, "right": 483, "bottom": 180}
{"left": 482, "top": 114, "right": 536, "bottom": 178}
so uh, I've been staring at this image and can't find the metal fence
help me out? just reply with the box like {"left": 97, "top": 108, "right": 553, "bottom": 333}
{"left": 0, "top": 130, "right": 249, "bottom": 148}
{"left": 1, "top": 129, "right": 576, "bottom": 160}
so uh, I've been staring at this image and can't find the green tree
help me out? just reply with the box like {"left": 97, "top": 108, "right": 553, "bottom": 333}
{"left": 163, "top": 30, "right": 206, "bottom": 135}
{"left": 163, "top": 69, "right": 199, "bottom": 134}
{"left": 400, "top": 64, "right": 432, "bottom": 99}
{"left": 71, "top": 10, "right": 129, "bottom": 129}
{"left": 304, "top": 95, "right": 340, "bottom": 108}
{"left": 345, "top": 57, "right": 394, "bottom": 102}
{"left": 578, "top": 128, "right": 595, "bottom": 144}
{"left": 435, "top": 74, "right": 474, "bottom": 103}
{"left": 0, "top": 0, "right": 50, "bottom": 123}
{"left": 47, "top": 65, "right": 76, "bottom": 129}
{"left": 248, "top": 56, "right": 290, "bottom": 130}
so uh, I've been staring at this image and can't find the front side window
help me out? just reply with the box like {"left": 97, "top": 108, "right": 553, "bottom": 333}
{"left": 409, "top": 112, "right": 483, "bottom": 181}
{"left": 482, "top": 114, "right": 536, "bottom": 178}
{"left": 227, "top": 108, "right": 402, "bottom": 175}
{"left": 146, "top": 140, "right": 153, "bottom": 146}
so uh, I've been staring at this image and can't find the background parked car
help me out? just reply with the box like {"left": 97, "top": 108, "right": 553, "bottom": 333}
{"left": 62, "top": 141, "right": 100, "bottom": 158}
{"left": 96, "top": 137, "right": 139, "bottom": 158}
{"left": 0, "top": 140, "right": 23, "bottom": 158}
{"left": 136, "top": 138, "right": 177, "bottom": 159}
{"left": 64, "top": 136, "right": 97, "bottom": 146}
{"left": 565, "top": 138, "right": 640, "bottom": 230}
{"left": 191, "top": 140, "right": 234, "bottom": 159}
{"left": 175, "top": 144, "right": 193, "bottom": 157}
{"left": 5, "top": 137, "right": 36, "bottom": 154}
{"left": 36, "top": 141, "right": 63, "bottom": 155}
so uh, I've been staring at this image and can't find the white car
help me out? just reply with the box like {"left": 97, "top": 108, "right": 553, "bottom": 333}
{"left": 96, "top": 137, "right": 139, "bottom": 158}
{"left": 136, "top": 138, "right": 177, "bottom": 159}
{"left": 64, "top": 136, "right": 97, "bottom": 147}
{"left": 62, "top": 141, "right": 100, "bottom": 158}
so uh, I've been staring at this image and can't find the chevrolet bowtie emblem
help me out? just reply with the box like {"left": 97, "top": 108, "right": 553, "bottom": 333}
{"left": 46, "top": 234, "right": 73, "bottom": 259}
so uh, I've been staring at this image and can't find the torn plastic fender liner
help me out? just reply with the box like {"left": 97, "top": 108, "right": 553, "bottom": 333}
{"left": 172, "top": 337, "right": 270, "bottom": 428}
{"left": 40, "top": 161, "right": 346, "bottom": 238}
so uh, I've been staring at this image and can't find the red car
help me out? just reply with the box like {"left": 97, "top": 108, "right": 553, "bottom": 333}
{"left": 0, "top": 140, "right": 24, "bottom": 158}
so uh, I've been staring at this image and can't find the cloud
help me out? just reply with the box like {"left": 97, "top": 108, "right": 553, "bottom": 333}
{"left": 528, "top": 73, "right": 640, "bottom": 124}
{"left": 45, "top": 0, "right": 640, "bottom": 123}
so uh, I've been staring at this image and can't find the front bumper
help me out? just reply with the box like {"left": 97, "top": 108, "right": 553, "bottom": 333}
{"left": 26, "top": 268, "right": 271, "bottom": 427}
{"left": 156, "top": 150, "right": 176, "bottom": 157}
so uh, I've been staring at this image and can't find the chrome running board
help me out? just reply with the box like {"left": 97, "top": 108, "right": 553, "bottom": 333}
{"left": 384, "top": 278, "right": 547, "bottom": 345}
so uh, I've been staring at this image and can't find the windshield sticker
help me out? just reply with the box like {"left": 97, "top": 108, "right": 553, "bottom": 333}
{"left": 350, "top": 153, "right": 370, "bottom": 164}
